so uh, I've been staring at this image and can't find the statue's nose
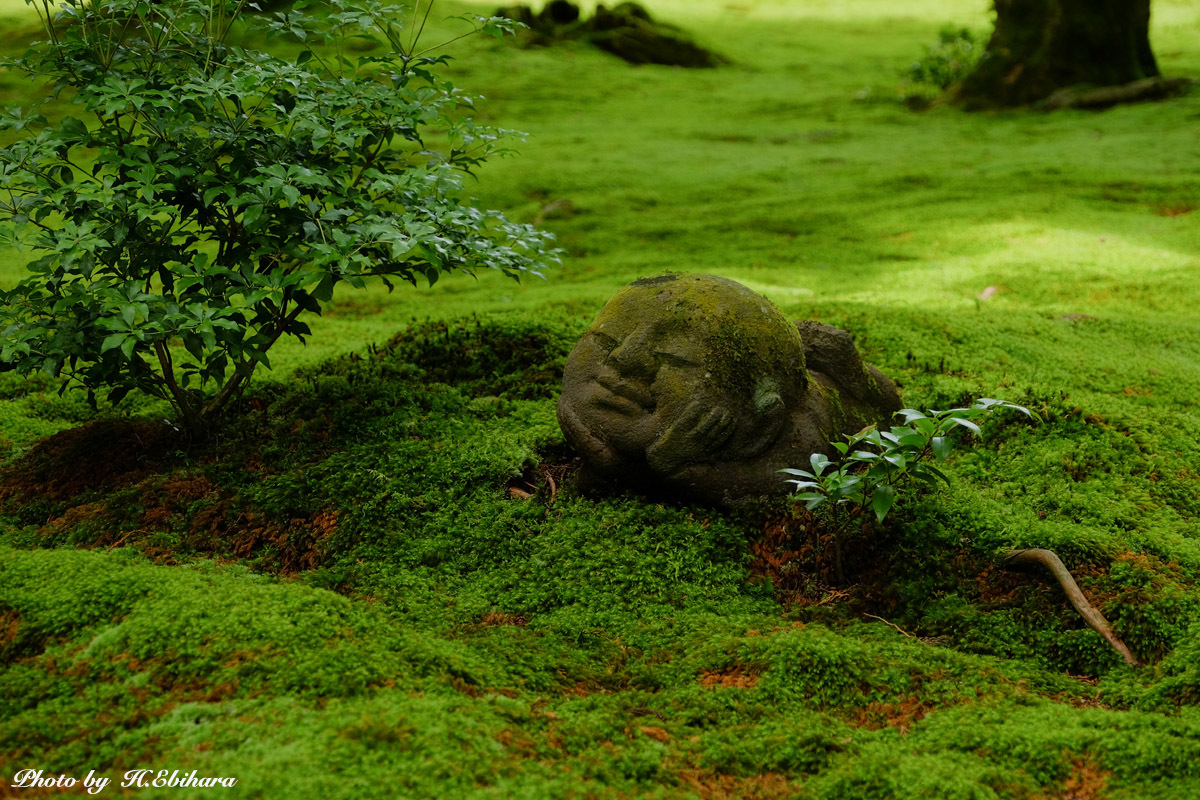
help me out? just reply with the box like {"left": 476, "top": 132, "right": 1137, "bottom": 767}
{"left": 606, "top": 329, "right": 657, "bottom": 381}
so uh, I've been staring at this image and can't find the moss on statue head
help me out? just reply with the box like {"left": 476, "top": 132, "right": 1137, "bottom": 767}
{"left": 601, "top": 273, "right": 807, "bottom": 403}
{"left": 704, "top": 312, "right": 804, "bottom": 408}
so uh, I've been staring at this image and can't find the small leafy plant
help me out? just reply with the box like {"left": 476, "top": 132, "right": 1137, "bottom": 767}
{"left": 0, "top": 0, "right": 557, "bottom": 436}
{"left": 781, "top": 398, "right": 1034, "bottom": 580}
{"left": 901, "top": 25, "right": 986, "bottom": 105}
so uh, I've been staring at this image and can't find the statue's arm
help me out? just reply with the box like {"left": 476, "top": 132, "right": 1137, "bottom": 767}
{"left": 646, "top": 401, "right": 734, "bottom": 475}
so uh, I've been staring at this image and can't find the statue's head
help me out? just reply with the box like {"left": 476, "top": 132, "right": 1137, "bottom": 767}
{"left": 558, "top": 273, "right": 806, "bottom": 478}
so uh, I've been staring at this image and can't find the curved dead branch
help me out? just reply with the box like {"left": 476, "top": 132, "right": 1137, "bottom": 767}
{"left": 1001, "top": 548, "right": 1140, "bottom": 667}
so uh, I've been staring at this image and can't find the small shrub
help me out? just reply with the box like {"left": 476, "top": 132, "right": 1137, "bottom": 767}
{"left": 0, "top": 0, "right": 558, "bottom": 436}
{"left": 901, "top": 25, "right": 986, "bottom": 105}
{"left": 781, "top": 398, "right": 1034, "bottom": 580}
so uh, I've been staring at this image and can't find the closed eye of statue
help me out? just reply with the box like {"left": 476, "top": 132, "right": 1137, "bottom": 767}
{"left": 590, "top": 331, "right": 618, "bottom": 350}
{"left": 656, "top": 351, "right": 699, "bottom": 368}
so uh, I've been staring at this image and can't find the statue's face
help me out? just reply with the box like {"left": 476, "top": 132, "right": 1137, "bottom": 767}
{"left": 559, "top": 274, "right": 806, "bottom": 476}
{"left": 566, "top": 291, "right": 708, "bottom": 455}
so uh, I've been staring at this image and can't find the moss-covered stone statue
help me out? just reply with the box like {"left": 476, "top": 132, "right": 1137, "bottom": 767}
{"left": 557, "top": 273, "right": 901, "bottom": 505}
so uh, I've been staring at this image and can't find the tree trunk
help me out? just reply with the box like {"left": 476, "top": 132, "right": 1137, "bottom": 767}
{"left": 952, "top": 0, "right": 1160, "bottom": 109}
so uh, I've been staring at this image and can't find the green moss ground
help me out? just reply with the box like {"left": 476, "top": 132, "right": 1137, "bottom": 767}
{"left": 4, "top": 0, "right": 1200, "bottom": 797}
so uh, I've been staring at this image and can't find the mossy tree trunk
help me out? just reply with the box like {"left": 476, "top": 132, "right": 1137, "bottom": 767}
{"left": 952, "top": 0, "right": 1159, "bottom": 108}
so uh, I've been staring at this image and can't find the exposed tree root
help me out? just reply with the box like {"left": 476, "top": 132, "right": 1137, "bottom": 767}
{"left": 1001, "top": 548, "right": 1139, "bottom": 667}
{"left": 1041, "top": 77, "right": 1191, "bottom": 110}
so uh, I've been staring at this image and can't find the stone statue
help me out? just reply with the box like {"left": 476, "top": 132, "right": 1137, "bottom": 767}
{"left": 557, "top": 273, "right": 901, "bottom": 505}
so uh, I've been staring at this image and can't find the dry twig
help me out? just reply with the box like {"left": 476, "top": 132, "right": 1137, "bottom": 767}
{"left": 864, "top": 613, "right": 915, "bottom": 639}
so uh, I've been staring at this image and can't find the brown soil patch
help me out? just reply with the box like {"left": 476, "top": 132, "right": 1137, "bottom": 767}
{"left": 1111, "top": 550, "right": 1185, "bottom": 580}
{"left": 1041, "top": 759, "right": 1112, "bottom": 800}
{"left": 0, "top": 611, "right": 20, "bottom": 650}
{"left": 699, "top": 666, "right": 759, "bottom": 689}
{"left": 749, "top": 507, "right": 891, "bottom": 609}
{"left": 0, "top": 415, "right": 344, "bottom": 573}
{"left": 750, "top": 517, "right": 804, "bottom": 587}
{"left": 138, "top": 474, "right": 219, "bottom": 529}
{"left": 847, "top": 697, "right": 939, "bottom": 734}
{"left": 676, "top": 770, "right": 798, "bottom": 800}
{"left": 972, "top": 561, "right": 1028, "bottom": 606}
{"left": 0, "top": 419, "right": 182, "bottom": 502}
{"left": 495, "top": 727, "right": 539, "bottom": 756}
{"left": 638, "top": 725, "right": 671, "bottom": 743}
{"left": 31, "top": 464, "right": 337, "bottom": 574}
{"left": 38, "top": 501, "right": 113, "bottom": 539}
{"left": 477, "top": 611, "right": 529, "bottom": 627}
{"left": 188, "top": 500, "right": 339, "bottom": 574}
{"left": 749, "top": 511, "right": 829, "bottom": 606}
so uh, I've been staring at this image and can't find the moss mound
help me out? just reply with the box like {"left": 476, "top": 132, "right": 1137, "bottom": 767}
{"left": 495, "top": 1, "right": 726, "bottom": 68}
{"left": 0, "top": 419, "right": 183, "bottom": 503}
{"left": 381, "top": 314, "right": 586, "bottom": 401}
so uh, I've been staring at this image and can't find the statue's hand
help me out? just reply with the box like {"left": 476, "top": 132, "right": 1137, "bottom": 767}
{"left": 647, "top": 402, "right": 734, "bottom": 475}
{"left": 557, "top": 399, "right": 623, "bottom": 472}
{"left": 730, "top": 390, "right": 787, "bottom": 460}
